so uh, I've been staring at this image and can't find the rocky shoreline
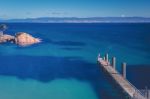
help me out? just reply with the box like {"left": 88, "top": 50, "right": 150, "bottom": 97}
{"left": 0, "top": 32, "right": 41, "bottom": 46}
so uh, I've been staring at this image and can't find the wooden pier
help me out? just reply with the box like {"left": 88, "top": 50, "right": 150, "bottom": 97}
{"left": 97, "top": 53, "right": 146, "bottom": 99}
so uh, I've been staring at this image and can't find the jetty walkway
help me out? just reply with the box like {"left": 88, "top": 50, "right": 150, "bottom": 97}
{"left": 97, "top": 53, "right": 147, "bottom": 99}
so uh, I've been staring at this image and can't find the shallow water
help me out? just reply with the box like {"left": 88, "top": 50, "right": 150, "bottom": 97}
{"left": 0, "top": 76, "right": 98, "bottom": 99}
{"left": 0, "top": 23, "right": 150, "bottom": 99}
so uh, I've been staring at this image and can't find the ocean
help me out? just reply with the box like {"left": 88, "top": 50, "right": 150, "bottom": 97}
{"left": 0, "top": 23, "right": 150, "bottom": 99}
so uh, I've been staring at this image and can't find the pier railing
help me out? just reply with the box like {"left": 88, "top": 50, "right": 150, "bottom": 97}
{"left": 125, "top": 77, "right": 146, "bottom": 99}
{"left": 139, "top": 90, "right": 150, "bottom": 99}
{"left": 129, "top": 81, "right": 146, "bottom": 99}
{"left": 97, "top": 53, "right": 148, "bottom": 99}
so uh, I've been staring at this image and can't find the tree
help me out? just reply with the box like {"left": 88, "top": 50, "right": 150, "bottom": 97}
{"left": 0, "top": 24, "right": 8, "bottom": 36}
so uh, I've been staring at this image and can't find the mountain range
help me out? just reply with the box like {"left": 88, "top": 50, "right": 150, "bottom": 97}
{"left": 0, "top": 17, "right": 150, "bottom": 23}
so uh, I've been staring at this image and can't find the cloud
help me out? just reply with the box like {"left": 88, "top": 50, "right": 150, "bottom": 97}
{"left": 25, "top": 12, "right": 32, "bottom": 15}
{"left": 51, "top": 12, "right": 62, "bottom": 15}
{"left": 47, "top": 11, "right": 68, "bottom": 15}
{"left": 121, "top": 14, "right": 126, "bottom": 17}
{"left": 0, "top": 14, "right": 10, "bottom": 19}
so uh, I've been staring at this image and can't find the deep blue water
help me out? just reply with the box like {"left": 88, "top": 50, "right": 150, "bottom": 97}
{"left": 0, "top": 23, "right": 150, "bottom": 99}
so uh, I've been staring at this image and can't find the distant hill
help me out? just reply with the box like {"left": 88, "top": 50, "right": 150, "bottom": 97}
{"left": 0, "top": 17, "right": 150, "bottom": 23}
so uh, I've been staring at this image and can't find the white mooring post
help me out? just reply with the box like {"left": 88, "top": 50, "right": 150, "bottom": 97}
{"left": 105, "top": 53, "right": 109, "bottom": 63}
{"left": 103, "top": 57, "right": 106, "bottom": 61}
{"left": 112, "top": 57, "right": 116, "bottom": 70}
{"left": 122, "top": 62, "right": 126, "bottom": 79}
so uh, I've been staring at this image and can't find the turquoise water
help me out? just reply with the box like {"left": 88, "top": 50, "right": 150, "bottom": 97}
{"left": 0, "top": 76, "right": 98, "bottom": 99}
{"left": 0, "top": 23, "right": 150, "bottom": 99}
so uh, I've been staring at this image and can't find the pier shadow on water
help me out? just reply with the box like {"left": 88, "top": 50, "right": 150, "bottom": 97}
{"left": 127, "top": 65, "right": 150, "bottom": 89}
{"left": 0, "top": 55, "right": 126, "bottom": 99}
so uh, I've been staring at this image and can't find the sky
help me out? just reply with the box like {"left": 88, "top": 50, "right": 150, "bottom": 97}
{"left": 0, "top": 0, "right": 150, "bottom": 19}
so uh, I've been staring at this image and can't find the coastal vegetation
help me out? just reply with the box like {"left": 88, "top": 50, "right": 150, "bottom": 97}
{"left": 0, "top": 24, "right": 8, "bottom": 36}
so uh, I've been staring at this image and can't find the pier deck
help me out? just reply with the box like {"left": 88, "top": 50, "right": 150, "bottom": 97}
{"left": 97, "top": 57, "right": 146, "bottom": 99}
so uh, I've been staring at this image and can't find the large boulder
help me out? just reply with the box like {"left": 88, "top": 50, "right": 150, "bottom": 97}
{"left": 15, "top": 32, "right": 41, "bottom": 46}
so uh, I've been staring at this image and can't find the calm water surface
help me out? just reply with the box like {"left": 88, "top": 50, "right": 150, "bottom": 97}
{"left": 0, "top": 23, "right": 150, "bottom": 99}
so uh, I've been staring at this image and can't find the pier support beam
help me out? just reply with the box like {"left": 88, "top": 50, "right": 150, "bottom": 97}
{"left": 122, "top": 62, "right": 126, "bottom": 79}
{"left": 112, "top": 57, "right": 116, "bottom": 70}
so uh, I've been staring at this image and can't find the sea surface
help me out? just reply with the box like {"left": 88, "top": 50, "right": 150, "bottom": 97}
{"left": 0, "top": 23, "right": 150, "bottom": 99}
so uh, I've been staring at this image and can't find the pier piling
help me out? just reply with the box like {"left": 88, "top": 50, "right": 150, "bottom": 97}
{"left": 122, "top": 62, "right": 126, "bottom": 79}
{"left": 112, "top": 57, "right": 116, "bottom": 69}
{"left": 105, "top": 53, "right": 109, "bottom": 62}
{"left": 103, "top": 57, "right": 106, "bottom": 61}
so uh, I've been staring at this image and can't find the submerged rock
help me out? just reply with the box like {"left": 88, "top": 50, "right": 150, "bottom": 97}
{"left": 15, "top": 32, "right": 41, "bottom": 46}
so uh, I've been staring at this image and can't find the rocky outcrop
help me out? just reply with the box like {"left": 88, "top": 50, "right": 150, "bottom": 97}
{"left": 0, "top": 32, "right": 41, "bottom": 46}
{"left": 15, "top": 32, "right": 41, "bottom": 46}
{"left": 0, "top": 34, "right": 15, "bottom": 43}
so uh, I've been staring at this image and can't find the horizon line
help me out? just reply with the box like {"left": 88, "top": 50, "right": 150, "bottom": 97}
{"left": 1, "top": 16, "right": 150, "bottom": 20}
